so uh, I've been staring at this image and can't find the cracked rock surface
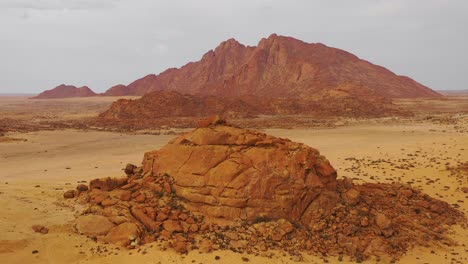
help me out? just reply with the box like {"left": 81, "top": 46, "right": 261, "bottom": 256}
{"left": 142, "top": 124, "right": 337, "bottom": 224}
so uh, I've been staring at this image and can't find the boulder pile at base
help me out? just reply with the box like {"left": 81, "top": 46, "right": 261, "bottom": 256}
{"left": 66, "top": 118, "right": 465, "bottom": 261}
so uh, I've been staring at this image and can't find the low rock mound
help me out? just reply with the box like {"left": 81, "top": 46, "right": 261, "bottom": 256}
{"left": 141, "top": 121, "right": 338, "bottom": 225}
{"left": 67, "top": 120, "right": 465, "bottom": 261}
{"left": 96, "top": 90, "right": 258, "bottom": 129}
{"left": 33, "top": 84, "right": 96, "bottom": 99}
{"left": 95, "top": 89, "right": 405, "bottom": 130}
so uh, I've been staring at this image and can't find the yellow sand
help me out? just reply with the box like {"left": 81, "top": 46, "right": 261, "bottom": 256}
{"left": 1, "top": 120, "right": 466, "bottom": 263}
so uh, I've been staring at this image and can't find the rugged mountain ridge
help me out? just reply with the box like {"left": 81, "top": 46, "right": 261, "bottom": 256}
{"left": 34, "top": 34, "right": 440, "bottom": 100}
{"left": 109, "top": 34, "right": 440, "bottom": 99}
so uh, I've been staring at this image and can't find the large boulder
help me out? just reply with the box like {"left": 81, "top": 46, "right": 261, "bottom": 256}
{"left": 75, "top": 215, "right": 115, "bottom": 236}
{"left": 142, "top": 123, "right": 338, "bottom": 225}
{"left": 104, "top": 222, "right": 141, "bottom": 246}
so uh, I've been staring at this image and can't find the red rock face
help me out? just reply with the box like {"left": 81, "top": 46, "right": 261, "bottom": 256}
{"left": 141, "top": 124, "right": 338, "bottom": 224}
{"left": 33, "top": 84, "right": 96, "bottom": 99}
{"left": 115, "top": 34, "right": 440, "bottom": 99}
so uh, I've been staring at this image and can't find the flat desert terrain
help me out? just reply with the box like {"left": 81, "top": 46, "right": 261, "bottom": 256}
{"left": 0, "top": 96, "right": 467, "bottom": 263}
{"left": 0, "top": 96, "right": 140, "bottom": 121}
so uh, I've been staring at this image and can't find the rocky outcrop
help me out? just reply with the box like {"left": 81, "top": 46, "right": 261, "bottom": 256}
{"left": 96, "top": 87, "right": 404, "bottom": 129}
{"left": 96, "top": 90, "right": 259, "bottom": 128}
{"left": 33, "top": 84, "right": 97, "bottom": 99}
{"left": 67, "top": 120, "right": 465, "bottom": 260}
{"left": 141, "top": 122, "right": 338, "bottom": 224}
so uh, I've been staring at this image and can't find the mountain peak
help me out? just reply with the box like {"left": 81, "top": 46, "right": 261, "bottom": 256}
{"left": 223, "top": 38, "right": 242, "bottom": 46}
{"left": 214, "top": 37, "right": 245, "bottom": 54}
{"left": 268, "top": 33, "right": 279, "bottom": 39}
{"left": 257, "top": 33, "right": 306, "bottom": 49}
{"left": 37, "top": 34, "right": 440, "bottom": 100}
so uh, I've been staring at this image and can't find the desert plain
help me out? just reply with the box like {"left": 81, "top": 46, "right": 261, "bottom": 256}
{"left": 0, "top": 95, "right": 467, "bottom": 264}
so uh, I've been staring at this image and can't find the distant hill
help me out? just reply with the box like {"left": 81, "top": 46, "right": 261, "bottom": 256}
{"left": 0, "top": 93, "right": 36, "bottom": 97}
{"left": 33, "top": 84, "right": 96, "bottom": 99}
{"left": 437, "top": 89, "right": 468, "bottom": 96}
{"left": 103, "top": 84, "right": 131, "bottom": 96}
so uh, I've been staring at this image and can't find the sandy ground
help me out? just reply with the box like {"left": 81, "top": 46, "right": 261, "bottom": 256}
{"left": 1, "top": 95, "right": 467, "bottom": 263}
{"left": 1, "top": 120, "right": 467, "bottom": 263}
{"left": 0, "top": 96, "right": 140, "bottom": 120}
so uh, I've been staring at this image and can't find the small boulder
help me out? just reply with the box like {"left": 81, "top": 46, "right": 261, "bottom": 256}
{"left": 360, "top": 217, "right": 369, "bottom": 227}
{"left": 75, "top": 215, "right": 115, "bottom": 236}
{"left": 76, "top": 184, "right": 89, "bottom": 192}
{"left": 277, "top": 219, "right": 294, "bottom": 234}
{"left": 375, "top": 213, "right": 391, "bottom": 230}
{"left": 399, "top": 189, "right": 413, "bottom": 198}
{"left": 198, "top": 238, "right": 213, "bottom": 253}
{"left": 133, "top": 193, "right": 146, "bottom": 203}
{"left": 163, "top": 182, "right": 172, "bottom": 193}
{"left": 163, "top": 220, "right": 183, "bottom": 233}
{"left": 173, "top": 240, "right": 188, "bottom": 253}
{"left": 130, "top": 207, "right": 159, "bottom": 231}
{"left": 89, "top": 177, "right": 127, "bottom": 192}
{"left": 101, "top": 198, "right": 118, "bottom": 207}
{"left": 32, "top": 225, "right": 49, "bottom": 234}
{"left": 63, "top": 190, "right": 75, "bottom": 199}
{"left": 124, "top": 164, "right": 137, "bottom": 176}
{"left": 343, "top": 188, "right": 360, "bottom": 205}
{"left": 156, "top": 212, "right": 168, "bottom": 222}
{"left": 90, "top": 192, "right": 109, "bottom": 204}
{"left": 119, "top": 190, "right": 132, "bottom": 201}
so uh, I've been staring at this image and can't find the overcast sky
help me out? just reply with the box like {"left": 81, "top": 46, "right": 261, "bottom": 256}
{"left": 0, "top": 0, "right": 466, "bottom": 93}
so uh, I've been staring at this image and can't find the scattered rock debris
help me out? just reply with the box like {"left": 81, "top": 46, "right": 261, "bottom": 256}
{"left": 64, "top": 121, "right": 466, "bottom": 262}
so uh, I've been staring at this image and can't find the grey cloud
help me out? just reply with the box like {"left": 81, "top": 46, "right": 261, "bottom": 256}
{"left": 0, "top": 0, "right": 467, "bottom": 93}
{"left": 0, "top": 0, "right": 119, "bottom": 11}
